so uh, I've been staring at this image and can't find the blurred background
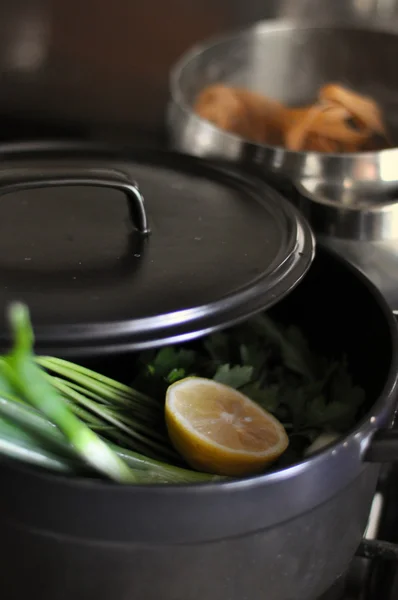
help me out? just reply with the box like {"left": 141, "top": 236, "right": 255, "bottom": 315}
{"left": 0, "top": 0, "right": 397, "bottom": 140}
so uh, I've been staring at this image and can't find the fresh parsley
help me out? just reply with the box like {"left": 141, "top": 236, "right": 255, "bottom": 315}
{"left": 132, "top": 313, "right": 365, "bottom": 458}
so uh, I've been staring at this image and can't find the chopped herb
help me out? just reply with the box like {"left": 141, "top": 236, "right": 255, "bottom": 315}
{"left": 213, "top": 364, "right": 253, "bottom": 388}
{"left": 132, "top": 314, "right": 366, "bottom": 454}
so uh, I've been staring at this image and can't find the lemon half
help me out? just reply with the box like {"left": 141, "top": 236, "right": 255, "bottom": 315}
{"left": 165, "top": 377, "right": 289, "bottom": 477}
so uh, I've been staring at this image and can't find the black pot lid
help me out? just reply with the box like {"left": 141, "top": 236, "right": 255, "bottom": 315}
{"left": 0, "top": 143, "right": 314, "bottom": 355}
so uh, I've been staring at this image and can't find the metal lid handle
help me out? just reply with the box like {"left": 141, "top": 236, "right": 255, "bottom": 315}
{"left": 0, "top": 174, "right": 150, "bottom": 235}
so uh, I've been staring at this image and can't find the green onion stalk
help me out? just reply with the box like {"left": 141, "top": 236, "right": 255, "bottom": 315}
{"left": 0, "top": 303, "right": 220, "bottom": 485}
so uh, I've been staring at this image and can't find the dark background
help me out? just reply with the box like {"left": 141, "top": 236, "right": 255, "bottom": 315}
{"left": 0, "top": 0, "right": 395, "bottom": 139}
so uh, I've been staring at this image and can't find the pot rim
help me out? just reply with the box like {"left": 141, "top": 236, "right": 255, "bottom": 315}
{"left": 2, "top": 244, "right": 397, "bottom": 544}
{"left": 4, "top": 243, "right": 398, "bottom": 494}
{"left": 169, "top": 17, "right": 398, "bottom": 161}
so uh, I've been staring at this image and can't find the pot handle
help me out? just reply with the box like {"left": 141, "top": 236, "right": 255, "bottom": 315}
{"left": 357, "top": 538, "right": 398, "bottom": 561}
{"left": 365, "top": 429, "right": 398, "bottom": 462}
{"left": 0, "top": 173, "right": 150, "bottom": 235}
{"left": 355, "top": 429, "right": 398, "bottom": 564}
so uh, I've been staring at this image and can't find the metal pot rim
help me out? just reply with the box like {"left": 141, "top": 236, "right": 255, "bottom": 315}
{"left": 169, "top": 17, "right": 398, "bottom": 162}
{"left": 32, "top": 245, "right": 398, "bottom": 491}
{"left": 1, "top": 245, "right": 398, "bottom": 545}
{"left": 296, "top": 179, "right": 398, "bottom": 212}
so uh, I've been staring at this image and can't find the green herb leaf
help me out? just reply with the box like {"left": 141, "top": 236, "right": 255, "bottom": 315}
{"left": 240, "top": 381, "right": 280, "bottom": 412}
{"left": 166, "top": 368, "right": 187, "bottom": 384}
{"left": 204, "top": 333, "right": 231, "bottom": 364}
{"left": 152, "top": 347, "right": 196, "bottom": 378}
{"left": 239, "top": 343, "right": 270, "bottom": 380}
{"left": 213, "top": 364, "right": 253, "bottom": 389}
{"left": 249, "top": 315, "right": 314, "bottom": 380}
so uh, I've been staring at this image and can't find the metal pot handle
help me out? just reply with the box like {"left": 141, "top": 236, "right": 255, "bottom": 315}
{"left": 365, "top": 429, "right": 398, "bottom": 462}
{"left": 351, "top": 429, "right": 398, "bottom": 563}
{"left": 0, "top": 172, "right": 150, "bottom": 235}
{"left": 357, "top": 432, "right": 398, "bottom": 564}
{"left": 357, "top": 538, "right": 398, "bottom": 561}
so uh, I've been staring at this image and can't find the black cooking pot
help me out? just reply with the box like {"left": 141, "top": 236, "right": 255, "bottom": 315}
{"left": 0, "top": 143, "right": 397, "bottom": 600}
{"left": 0, "top": 246, "right": 397, "bottom": 600}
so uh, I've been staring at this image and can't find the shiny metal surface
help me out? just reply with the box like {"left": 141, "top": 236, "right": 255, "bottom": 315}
{"left": 0, "top": 172, "right": 150, "bottom": 234}
{"left": 0, "top": 2, "right": 397, "bottom": 136}
{"left": 296, "top": 179, "right": 398, "bottom": 241}
{"left": 168, "top": 20, "right": 398, "bottom": 183}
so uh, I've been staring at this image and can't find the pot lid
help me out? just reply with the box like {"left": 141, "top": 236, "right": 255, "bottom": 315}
{"left": 0, "top": 143, "right": 314, "bottom": 355}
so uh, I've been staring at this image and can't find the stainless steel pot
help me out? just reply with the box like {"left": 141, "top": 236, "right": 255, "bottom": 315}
{"left": 168, "top": 20, "right": 398, "bottom": 184}
{"left": 0, "top": 245, "right": 398, "bottom": 600}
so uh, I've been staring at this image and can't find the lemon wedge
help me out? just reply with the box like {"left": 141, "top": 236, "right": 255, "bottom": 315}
{"left": 165, "top": 377, "right": 289, "bottom": 476}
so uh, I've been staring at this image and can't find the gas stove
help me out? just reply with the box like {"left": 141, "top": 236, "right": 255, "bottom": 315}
{"left": 318, "top": 464, "right": 398, "bottom": 600}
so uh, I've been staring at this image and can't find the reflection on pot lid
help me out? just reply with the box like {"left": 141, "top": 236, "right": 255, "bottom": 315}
{"left": 0, "top": 144, "right": 314, "bottom": 355}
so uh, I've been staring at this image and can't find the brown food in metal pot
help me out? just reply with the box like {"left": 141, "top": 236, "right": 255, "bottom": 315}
{"left": 194, "top": 84, "right": 286, "bottom": 146}
{"left": 318, "top": 84, "right": 388, "bottom": 138}
{"left": 285, "top": 103, "right": 371, "bottom": 152}
{"left": 194, "top": 83, "right": 391, "bottom": 153}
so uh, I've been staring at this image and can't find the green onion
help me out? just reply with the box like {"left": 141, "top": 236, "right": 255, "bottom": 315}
{"left": 0, "top": 385, "right": 217, "bottom": 484}
{"left": 0, "top": 393, "right": 76, "bottom": 460}
{"left": 0, "top": 415, "right": 80, "bottom": 473}
{"left": 0, "top": 303, "right": 221, "bottom": 485}
{"left": 0, "top": 306, "right": 219, "bottom": 484}
{"left": 37, "top": 356, "right": 159, "bottom": 410}
{"left": 5, "top": 304, "right": 138, "bottom": 484}
{"left": 0, "top": 435, "right": 77, "bottom": 473}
